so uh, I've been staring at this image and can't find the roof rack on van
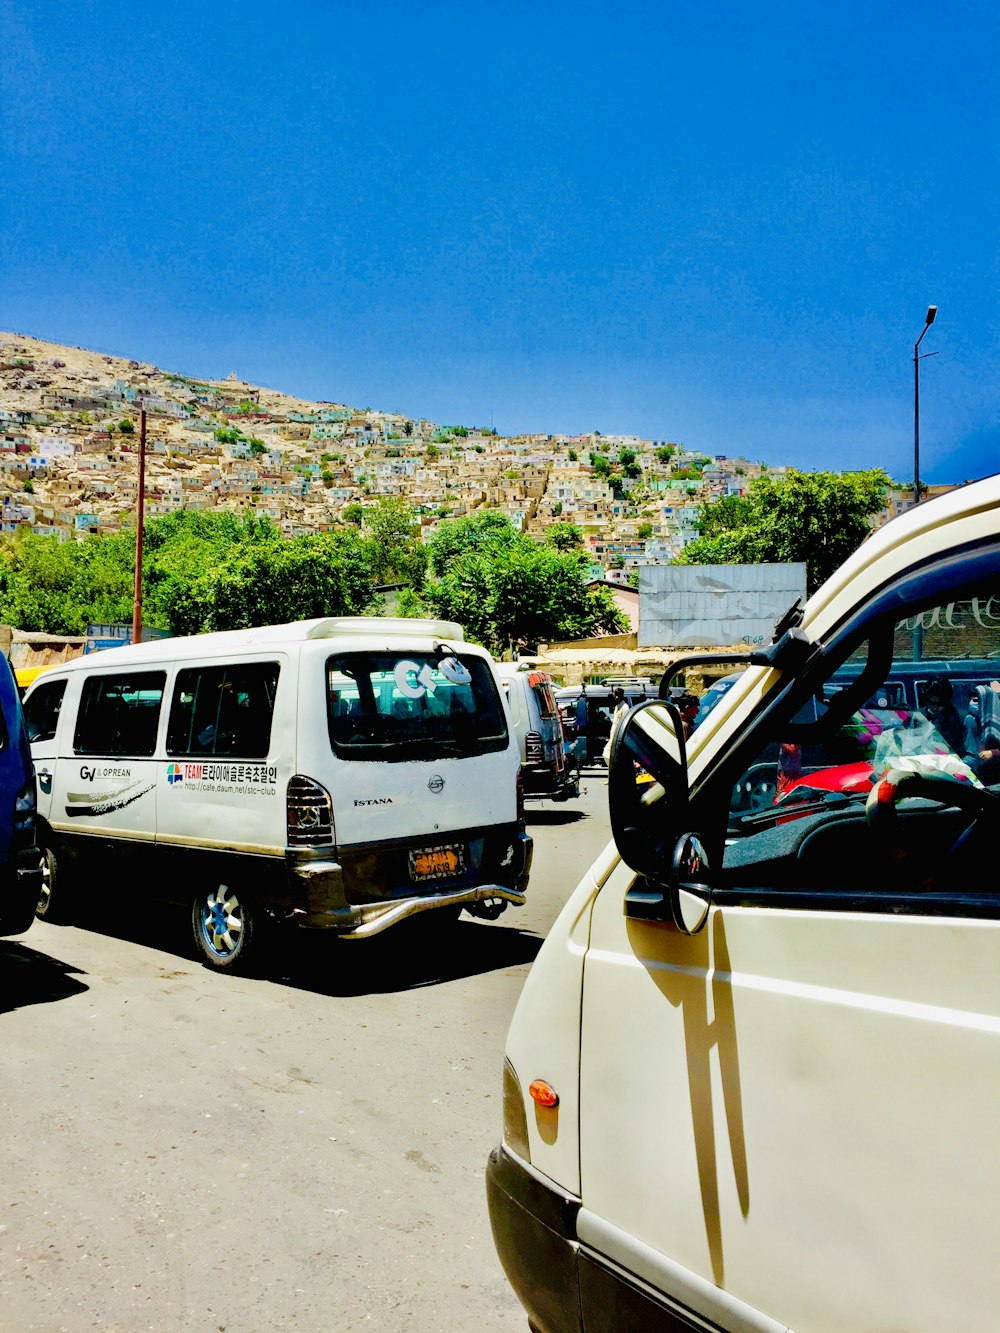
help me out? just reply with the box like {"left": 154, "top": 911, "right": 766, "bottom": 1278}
{"left": 305, "top": 617, "right": 465, "bottom": 641}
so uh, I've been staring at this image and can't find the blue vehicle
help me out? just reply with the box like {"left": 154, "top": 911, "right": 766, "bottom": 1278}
{"left": 0, "top": 654, "right": 42, "bottom": 936}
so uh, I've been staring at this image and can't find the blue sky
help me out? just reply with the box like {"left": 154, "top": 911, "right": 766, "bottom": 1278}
{"left": 2, "top": 0, "right": 997, "bottom": 482}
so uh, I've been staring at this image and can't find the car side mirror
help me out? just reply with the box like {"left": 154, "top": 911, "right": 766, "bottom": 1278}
{"left": 608, "top": 700, "right": 712, "bottom": 935}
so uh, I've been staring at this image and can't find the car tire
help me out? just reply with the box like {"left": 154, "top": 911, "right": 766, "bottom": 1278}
{"left": 192, "top": 882, "right": 256, "bottom": 972}
{"left": 35, "top": 842, "right": 71, "bottom": 924}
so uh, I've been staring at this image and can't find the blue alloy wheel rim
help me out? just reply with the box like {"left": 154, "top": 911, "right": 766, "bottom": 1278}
{"left": 201, "top": 888, "right": 242, "bottom": 958}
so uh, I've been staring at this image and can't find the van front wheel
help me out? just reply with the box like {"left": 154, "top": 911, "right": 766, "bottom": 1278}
{"left": 192, "top": 884, "right": 255, "bottom": 972}
{"left": 35, "top": 843, "right": 70, "bottom": 924}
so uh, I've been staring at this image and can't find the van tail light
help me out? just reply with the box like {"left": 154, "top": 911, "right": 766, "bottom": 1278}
{"left": 286, "top": 775, "right": 334, "bottom": 847}
{"left": 525, "top": 730, "right": 543, "bottom": 763}
{"left": 516, "top": 766, "right": 525, "bottom": 821}
{"left": 12, "top": 778, "right": 36, "bottom": 851}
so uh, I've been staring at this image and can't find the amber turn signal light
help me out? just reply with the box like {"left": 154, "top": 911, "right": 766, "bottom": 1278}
{"left": 528, "top": 1079, "right": 559, "bottom": 1109}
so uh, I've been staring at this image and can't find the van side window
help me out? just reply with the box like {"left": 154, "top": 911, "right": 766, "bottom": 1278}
{"left": 719, "top": 588, "right": 1000, "bottom": 906}
{"left": 166, "top": 663, "right": 279, "bottom": 759}
{"left": 24, "top": 679, "right": 66, "bottom": 744}
{"left": 74, "top": 672, "right": 166, "bottom": 757}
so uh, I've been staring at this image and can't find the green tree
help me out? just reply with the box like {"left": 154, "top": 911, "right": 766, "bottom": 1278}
{"left": 424, "top": 517, "right": 626, "bottom": 653}
{"left": 637, "top": 521, "right": 654, "bottom": 539}
{"left": 172, "top": 531, "right": 376, "bottom": 633}
{"left": 618, "top": 448, "right": 641, "bottom": 480}
{"left": 544, "top": 521, "right": 584, "bottom": 552}
{"left": 362, "top": 497, "right": 426, "bottom": 585}
{"left": 0, "top": 528, "right": 135, "bottom": 634}
{"left": 674, "top": 468, "right": 890, "bottom": 592}
{"left": 425, "top": 511, "right": 519, "bottom": 578}
{"left": 118, "top": 419, "right": 135, "bottom": 435}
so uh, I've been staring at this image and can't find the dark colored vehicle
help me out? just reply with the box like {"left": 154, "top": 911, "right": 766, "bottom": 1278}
{"left": 555, "top": 681, "right": 678, "bottom": 769}
{"left": 0, "top": 653, "right": 42, "bottom": 936}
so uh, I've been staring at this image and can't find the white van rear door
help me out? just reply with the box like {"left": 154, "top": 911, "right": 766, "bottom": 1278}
{"left": 322, "top": 752, "right": 515, "bottom": 844}
{"left": 313, "top": 646, "right": 518, "bottom": 840}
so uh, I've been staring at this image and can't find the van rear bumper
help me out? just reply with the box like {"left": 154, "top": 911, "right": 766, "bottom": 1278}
{"left": 286, "top": 825, "right": 532, "bottom": 935}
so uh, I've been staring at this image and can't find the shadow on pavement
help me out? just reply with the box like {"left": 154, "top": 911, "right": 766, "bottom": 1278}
{"left": 57, "top": 895, "right": 542, "bottom": 996}
{"left": 525, "top": 805, "right": 591, "bottom": 826}
{"left": 0, "top": 938, "right": 89, "bottom": 1013}
{"left": 262, "top": 916, "right": 544, "bottom": 996}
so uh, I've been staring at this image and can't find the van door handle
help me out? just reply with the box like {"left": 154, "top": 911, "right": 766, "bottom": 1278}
{"left": 36, "top": 767, "right": 52, "bottom": 794}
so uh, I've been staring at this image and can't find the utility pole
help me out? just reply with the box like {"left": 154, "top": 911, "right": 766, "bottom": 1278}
{"left": 131, "top": 406, "right": 146, "bottom": 645}
{"left": 913, "top": 305, "right": 938, "bottom": 507}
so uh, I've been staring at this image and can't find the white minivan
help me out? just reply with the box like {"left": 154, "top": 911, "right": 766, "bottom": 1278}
{"left": 23, "top": 616, "right": 532, "bottom": 972}
{"left": 488, "top": 476, "right": 1000, "bottom": 1332}
{"left": 494, "top": 664, "right": 579, "bottom": 802}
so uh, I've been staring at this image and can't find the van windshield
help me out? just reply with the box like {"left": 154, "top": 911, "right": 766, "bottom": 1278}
{"left": 326, "top": 651, "right": 509, "bottom": 761}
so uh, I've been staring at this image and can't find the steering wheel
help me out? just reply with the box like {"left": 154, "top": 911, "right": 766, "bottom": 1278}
{"left": 865, "top": 767, "right": 998, "bottom": 855}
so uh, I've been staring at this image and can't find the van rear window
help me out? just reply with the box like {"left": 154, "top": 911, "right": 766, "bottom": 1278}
{"left": 528, "top": 675, "right": 559, "bottom": 719}
{"left": 326, "top": 651, "right": 508, "bottom": 761}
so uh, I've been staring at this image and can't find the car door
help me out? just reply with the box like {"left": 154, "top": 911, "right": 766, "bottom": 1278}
{"left": 65, "top": 667, "right": 165, "bottom": 858}
{"left": 23, "top": 676, "right": 68, "bottom": 826}
{"left": 579, "top": 552, "right": 1000, "bottom": 1332}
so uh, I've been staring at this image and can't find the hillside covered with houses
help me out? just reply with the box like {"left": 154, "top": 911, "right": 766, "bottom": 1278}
{"left": 0, "top": 333, "right": 931, "bottom": 581}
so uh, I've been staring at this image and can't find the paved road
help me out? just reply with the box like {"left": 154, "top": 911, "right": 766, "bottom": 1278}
{"left": 0, "top": 772, "right": 613, "bottom": 1332}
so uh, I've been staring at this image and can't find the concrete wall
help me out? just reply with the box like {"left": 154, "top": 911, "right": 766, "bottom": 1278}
{"left": 638, "top": 564, "right": 807, "bottom": 648}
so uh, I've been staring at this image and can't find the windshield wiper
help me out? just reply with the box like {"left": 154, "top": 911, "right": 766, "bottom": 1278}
{"left": 733, "top": 789, "right": 863, "bottom": 831}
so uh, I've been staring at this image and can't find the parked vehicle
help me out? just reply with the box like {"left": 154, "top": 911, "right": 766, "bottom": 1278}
{"left": 0, "top": 653, "right": 42, "bottom": 937}
{"left": 494, "top": 664, "right": 578, "bottom": 802}
{"left": 15, "top": 665, "right": 56, "bottom": 698}
{"left": 555, "top": 680, "right": 678, "bottom": 769}
{"left": 22, "top": 617, "right": 532, "bottom": 972}
{"left": 488, "top": 476, "right": 1000, "bottom": 1332}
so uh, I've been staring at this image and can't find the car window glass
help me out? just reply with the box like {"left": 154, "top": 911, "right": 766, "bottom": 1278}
{"left": 327, "top": 651, "right": 508, "bottom": 761}
{"left": 720, "top": 587, "right": 1000, "bottom": 902}
{"left": 167, "top": 662, "right": 279, "bottom": 759}
{"left": 74, "top": 671, "right": 166, "bottom": 757}
{"left": 25, "top": 678, "right": 66, "bottom": 744}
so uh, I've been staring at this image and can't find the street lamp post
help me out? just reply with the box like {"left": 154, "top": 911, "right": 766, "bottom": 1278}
{"left": 913, "top": 305, "right": 938, "bottom": 507}
{"left": 132, "top": 405, "right": 147, "bottom": 645}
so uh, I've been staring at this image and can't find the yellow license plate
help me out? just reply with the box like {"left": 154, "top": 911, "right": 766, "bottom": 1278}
{"left": 409, "top": 845, "right": 465, "bottom": 880}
